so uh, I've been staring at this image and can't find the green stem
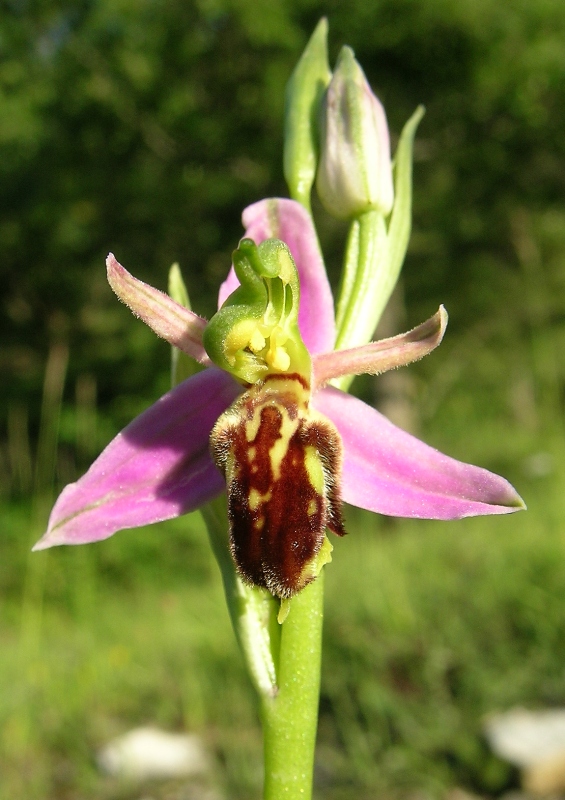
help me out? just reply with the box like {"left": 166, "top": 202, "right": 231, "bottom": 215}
{"left": 261, "top": 574, "right": 324, "bottom": 800}
{"left": 335, "top": 218, "right": 360, "bottom": 333}
{"left": 334, "top": 210, "right": 388, "bottom": 392}
{"left": 203, "top": 497, "right": 324, "bottom": 799}
{"left": 335, "top": 210, "right": 387, "bottom": 355}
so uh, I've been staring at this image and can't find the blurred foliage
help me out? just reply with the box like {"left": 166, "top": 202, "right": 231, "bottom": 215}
{"left": 2, "top": 0, "right": 565, "bottom": 486}
{"left": 2, "top": 0, "right": 565, "bottom": 797}
{"left": 2, "top": 478, "right": 565, "bottom": 799}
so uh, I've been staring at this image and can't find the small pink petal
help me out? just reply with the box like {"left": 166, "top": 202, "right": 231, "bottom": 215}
{"left": 312, "top": 306, "right": 448, "bottom": 389}
{"left": 107, "top": 254, "right": 211, "bottom": 364}
{"left": 219, "top": 198, "right": 336, "bottom": 354}
{"left": 314, "top": 386, "right": 525, "bottom": 520}
{"left": 34, "top": 369, "right": 240, "bottom": 549}
{"left": 218, "top": 267, "right": 240, "bottom": 309}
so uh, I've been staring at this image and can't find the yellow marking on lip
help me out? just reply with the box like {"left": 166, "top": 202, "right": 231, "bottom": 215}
{"left": 254, "top": 375, "right": 310, "bottom": 403}
{"left": 307, "top": 499, "right": 318, "bottom": 517}
{"left": 245, "top": 407, "right": 263, "bottom": 443}
{"left": 247, "top": 446, "right": 256, "bottom": 462}
{"left": 304, "top": 445, "right": 325, "bottom": 494}
{"left": 249, "top": 488, "right": 272, "bottom": 511}
{"left": 268, "top": 409, "right": 299, "bottom": 481}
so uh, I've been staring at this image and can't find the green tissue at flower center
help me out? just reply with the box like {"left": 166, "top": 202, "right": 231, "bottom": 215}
{"left": 203, "top": 238, "right": 311, "bottom": 385}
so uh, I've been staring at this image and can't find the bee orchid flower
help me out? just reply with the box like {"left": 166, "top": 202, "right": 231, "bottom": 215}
{"left": 34, "top": 198, "right": 524, "bottom": 597}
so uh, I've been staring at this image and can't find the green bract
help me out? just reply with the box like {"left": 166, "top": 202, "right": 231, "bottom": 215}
{"left": 283, "top": 18, "right": 331, "bottom": 211}
{"left": 203, "top": 238, "right": 311, "bottom": 385}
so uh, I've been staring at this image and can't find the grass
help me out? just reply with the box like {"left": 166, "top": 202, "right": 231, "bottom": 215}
{"left": 2, "top": 301, "right": 563, "bottom": 798}
{"left": 1, "top": 455, "right": 563, "bottom": 799}
{"left": 1, "top": 511, "right": 260, "bottom": 800}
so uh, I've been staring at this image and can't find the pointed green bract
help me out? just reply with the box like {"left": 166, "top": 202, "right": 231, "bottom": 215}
{"left": 168, "top": 262, "right": 202, "bottom": 385}
{"left": 168, "top": 262, "right": 191, "bottom": 310}
{"left": 387, "top": 105, "right": 425, "bottom": 285}
{"left": 283, "top": 18, "right": 331, "bottom": 211}
{"left": 201, "top": 497, "right": 280, "bottom": 699}
{"left": 203, "top": 238, "right": 311, "bottom": 384}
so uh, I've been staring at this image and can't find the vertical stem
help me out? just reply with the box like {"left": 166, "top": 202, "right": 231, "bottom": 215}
{"left": 334, "top": 210, "right": 388, "bottom": 356}
{"left": 203, "top": 498, "right": 324, "bottom": 798}
{"left": 261, "top": 574, "right": 324, "bottom": 800}
{"left": 335, "top": 219, "right": 360, "bottom": 333}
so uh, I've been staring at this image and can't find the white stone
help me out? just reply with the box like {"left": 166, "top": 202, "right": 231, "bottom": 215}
{"left": 97, "top": 726, "right": 211, "bottom": 781}
{"left": 484, "top": 708, "right": 565, "bottom": 767}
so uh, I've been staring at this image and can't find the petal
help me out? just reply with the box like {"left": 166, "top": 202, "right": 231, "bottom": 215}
{"left": 218, "top": 266, "right": 240, "bottom": 309}
{"left": 107, "top": 254, "right": 211, "bottom": 364}
{"left": 313, "top": 386, "right": 525, "bottom": 520}
{"left": 219, "top": 198, "right": 336, "bottom": 354}
{"left": 34, "top": 369, "right": 241, "bottom": 549}
{"left": 312, "top": 306, "right": 447, "bottom": 389}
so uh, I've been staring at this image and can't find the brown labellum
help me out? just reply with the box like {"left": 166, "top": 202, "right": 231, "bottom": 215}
{"left": 210, "top": 375, "right": 346, "bottom": 598}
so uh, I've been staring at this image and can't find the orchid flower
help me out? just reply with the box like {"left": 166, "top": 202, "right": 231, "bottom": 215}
{"left": 36, "top": 24, "right": 527, "bottom": 800}
{"left": 33, "top": 19, "right": 526, "bottom": 800}
{"left": 35, "top": 198, "right": 524, "bottom": 579}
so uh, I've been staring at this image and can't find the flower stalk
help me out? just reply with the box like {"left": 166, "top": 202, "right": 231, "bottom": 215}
{"left": 202, "top": 488, "right": 323, "bottom": 800}
{"left": 261, "top": 575, "right": 324, "bottom": 800}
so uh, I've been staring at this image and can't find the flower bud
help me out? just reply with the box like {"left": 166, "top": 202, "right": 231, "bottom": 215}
{"left": 316, "top": 46, "right": 394, "bottom": 219}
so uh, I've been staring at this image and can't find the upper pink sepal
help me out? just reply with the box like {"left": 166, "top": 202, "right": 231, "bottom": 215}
{"left": 314, "top": 386, "right": 525, "bottom": 520}
{"left": 33, "top": 369, "right": 240, "bottom": 550}
{"left": 219, "top": 198, "right": 336, "bottom": 354}
{"left": 107, "top": 254, "right": 210, "bottom": 364}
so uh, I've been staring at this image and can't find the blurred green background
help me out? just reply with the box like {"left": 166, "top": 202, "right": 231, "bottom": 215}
{"left": 2, "top": 0, "right": 565, "bottom": 798}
